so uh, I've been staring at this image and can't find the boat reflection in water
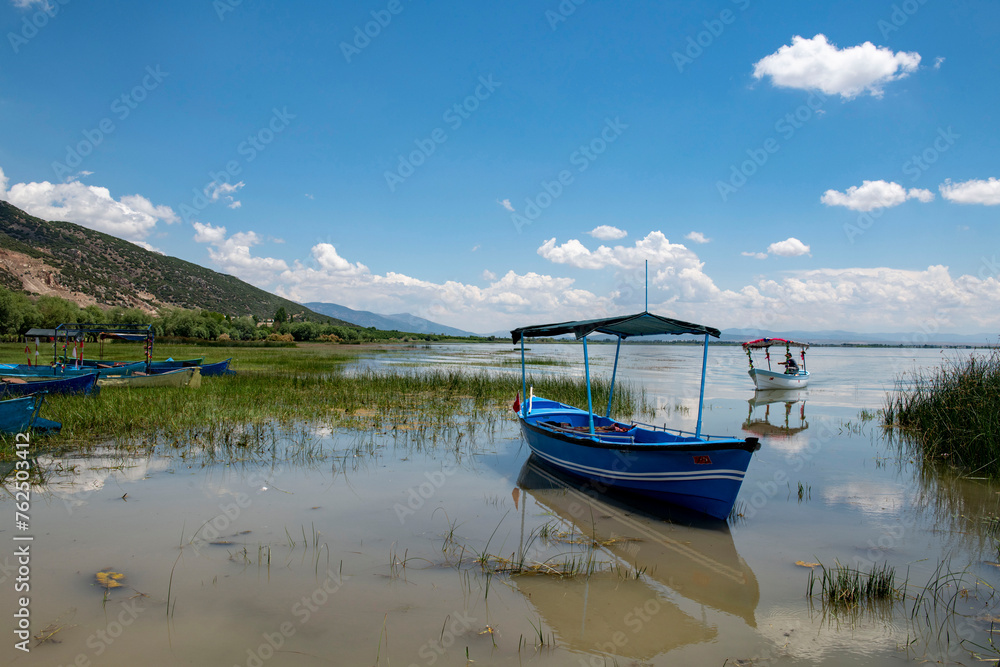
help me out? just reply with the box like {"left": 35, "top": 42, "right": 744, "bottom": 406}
{"left": 743, "top": 389, "right": 809, "bottom": 439}
{"left": 513, "top": 456, "right": 759, "bottom": 661}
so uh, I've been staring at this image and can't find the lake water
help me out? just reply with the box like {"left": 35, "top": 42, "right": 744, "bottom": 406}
{"left": 3, "top": 343, "right": 999, "bottom": 666}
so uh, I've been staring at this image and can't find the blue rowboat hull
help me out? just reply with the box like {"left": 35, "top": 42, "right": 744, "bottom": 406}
{"left": 0, "top": 395, "right": 43, "bottom": 433}
{"left": 0, "top": 394, "right": 44, "bottom": 433}
{"left": 73, "top": 358, "right": 203, "bottom": 370}
{"left": 0, "top": 372, "right": 99, "bottom": 398}
{"left": 148, "top": 358, "right": 233, "bottom": 377}
{"left": 518, "top": 398, "right": 760, "bottom": 520}
{"left": 197, "top": 358, "right": 233, "bottom": 376}
{"left": 0, "top": 362, "right": 144, "bottom": 378}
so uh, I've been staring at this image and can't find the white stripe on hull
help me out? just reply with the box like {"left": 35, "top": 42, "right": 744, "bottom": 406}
{"left": 528, "top": 446, "right": 749, "bottom": 483}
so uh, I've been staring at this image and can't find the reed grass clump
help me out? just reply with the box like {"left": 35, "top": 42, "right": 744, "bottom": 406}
{"left": 807, "top": 561, "right": 901, "bottom": 608}
{"left": 883, "top": 348, "right": 1000, "bottom": 473}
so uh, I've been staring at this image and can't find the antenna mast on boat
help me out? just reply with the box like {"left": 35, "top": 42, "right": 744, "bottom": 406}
{"left": 645, "top": 260, "right": 648, "bottom": 311}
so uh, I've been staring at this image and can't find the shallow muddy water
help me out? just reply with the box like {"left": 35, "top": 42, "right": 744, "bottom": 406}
{"left": 3, "top": 343, "right": 1000, "bottom": 666}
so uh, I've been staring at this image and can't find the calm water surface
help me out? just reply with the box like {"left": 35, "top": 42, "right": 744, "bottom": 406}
{"left": 3, "top": 343, "right": 999, "bottom": 666}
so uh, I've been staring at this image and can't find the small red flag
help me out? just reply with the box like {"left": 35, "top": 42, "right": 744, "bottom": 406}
{"left": 512, "top": 391, "right": 521, "bottom": 413}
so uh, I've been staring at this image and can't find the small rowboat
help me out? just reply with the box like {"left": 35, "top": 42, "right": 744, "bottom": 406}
{"left": 148, "top": 358, "right": 233, "bottom": 377}
{"left": 511, "top": 312, "right": 761, "bottom": 520}
{"left": 741, "top": 338, "right": 810, "bottom": 390}
{"left": 0, "top": 372, "right": 100, "bottom": 398}
{"left": 0, "top": 361, "right": 145, "bottom": 378}
{"left": 75, "top": 357, "right": 204, "bottom": 370}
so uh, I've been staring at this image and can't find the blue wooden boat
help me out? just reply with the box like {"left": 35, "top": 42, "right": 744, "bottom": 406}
{"left": 0, "top": 362, "right": 144, "bottom": 378}
{"left": 196, "top": 358, "right": 233, "bottom": 376}
{"left": 74, "top": 357, "right": 203, "bottom": 370}
{"left": 148, "top": 358, "right": 233, "bottom": 377}
{"left": 511, "top": 312, "right": 761, "bottom": 520}
{"left": 76, "top": 357, "right": 232, "bottom": 376}
{"left": 0, "top": 372, "right": 100, "bottom": 398}
{"left": 0, "top": 394, "right": 61, "bottom": 434}
{"left": 0, "top": 395, "right": 44, "bottom": 433}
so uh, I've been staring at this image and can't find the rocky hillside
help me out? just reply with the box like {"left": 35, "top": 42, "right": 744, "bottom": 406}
{"left": 0, "top": 200, "right": 350, "bottom": 324}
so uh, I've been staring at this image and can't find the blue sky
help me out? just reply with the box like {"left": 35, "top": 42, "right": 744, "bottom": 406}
{"left": 1, "top": 0, "right": 998, "bottom": 336}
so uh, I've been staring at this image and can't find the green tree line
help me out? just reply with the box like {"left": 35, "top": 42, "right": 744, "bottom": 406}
{"left": 0, "top": 287, "right": 498, "bottom": 344}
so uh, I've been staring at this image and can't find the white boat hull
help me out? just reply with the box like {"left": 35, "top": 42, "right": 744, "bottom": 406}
{"left": 98, "top": 367, "right": 201, "bottom": 389}
{"left": 748, "top": 368, "right": 809, "bottom": 390}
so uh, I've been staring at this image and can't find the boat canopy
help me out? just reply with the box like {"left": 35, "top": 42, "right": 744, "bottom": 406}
{"left": 511, "top": 312, "right": 720, "bottom": 345}
{"left": 741, "top": 338, "right": 809, "bottom": 350}
{"left": 97, "top": 332, "right": 149, "bottom": 342}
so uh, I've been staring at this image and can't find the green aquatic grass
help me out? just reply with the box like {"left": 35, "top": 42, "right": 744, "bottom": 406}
{"left": 807, "top": 561, "right": 901, "bottom": 608}
{"left": 883, "top": 348, "right": 1000, "bottom": 473}
{"left": 0, "top": 342, "right": 652, "bottom": 458}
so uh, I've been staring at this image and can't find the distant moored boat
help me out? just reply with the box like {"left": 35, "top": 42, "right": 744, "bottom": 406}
{"left": 741, "top": 338, "right": 810, "bottom": 390}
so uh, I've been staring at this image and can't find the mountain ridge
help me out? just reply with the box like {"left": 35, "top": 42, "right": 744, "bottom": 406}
{"left": 0, "top": 200, "right": 352, "bottom": 325}
{"left": 303, "top": 302, "right": 477, "bottom": 337}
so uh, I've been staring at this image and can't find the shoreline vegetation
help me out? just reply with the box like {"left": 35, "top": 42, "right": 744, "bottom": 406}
{"left": 0, "top": 341, "right": 652, "bottom": 460}
{"left": 883, "top": 347, "right": 1000, "bottom": 474}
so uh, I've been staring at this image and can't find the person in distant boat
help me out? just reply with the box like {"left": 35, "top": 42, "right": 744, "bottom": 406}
{"left": 781, "top": 352, "right": 799, "bottom": 374}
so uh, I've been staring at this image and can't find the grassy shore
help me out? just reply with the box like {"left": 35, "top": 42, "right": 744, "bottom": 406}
{"left": 1, "top": 341, "right": 651, "bottom": 459}
{"left": 883, "top": 348, "right": 1000, "bottom": 472}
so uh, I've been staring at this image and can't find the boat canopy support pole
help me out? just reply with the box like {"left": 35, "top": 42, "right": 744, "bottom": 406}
{"left": 695, "top": 332, "right": 709, "bottom": 438}
{"left": 520, "top": 337, "right": 527, "bottom": 417}
{"left": 583, "top": 336, "right": 595, "bottom": 436}
{"left": 606, "top": 336, "right": 622, "bottom": 417}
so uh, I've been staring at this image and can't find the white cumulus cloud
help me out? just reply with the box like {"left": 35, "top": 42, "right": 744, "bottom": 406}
{"left": 685, "top": 231, "right": 710, "bottom": 244}
{"left": 538, "top": 231, "right": 721, "bottom": 303}
{"left": 311, "top": 243, "right": 368, "bottom": 276}
{"left": 821, "top": 180, "right": 932, "bottom": 211}
{"left": 588, "top": 225, "right": 627, "bottom": 240}
{"left": 192, "top": 221, "right": 228, "bottom": 245}
{"left": 0, "top": 166, "right": 178, "bottom": 243}
{"left": 538, "top": 231, "right": 695, "bottom": 271}
{"left": 753, "top": 34, "right": 921, "bottom": 99}
{"left": 191, "top": 222, "right": 290, "bottom": 284}
{"left": 939, "top": 178, "right": 1000, "bottom": 205}
{"left": 767, "top": 237, "right": 811, "bottom": 257}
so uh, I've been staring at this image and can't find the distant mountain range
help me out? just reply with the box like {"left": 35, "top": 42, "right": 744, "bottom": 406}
{"left": 304, "top": 302, "right": 479, "bottom": 337}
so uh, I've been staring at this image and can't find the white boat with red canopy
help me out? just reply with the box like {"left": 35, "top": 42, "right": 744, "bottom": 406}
{"left": 741, "top": 338, "right": 810, "bottom": 390}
